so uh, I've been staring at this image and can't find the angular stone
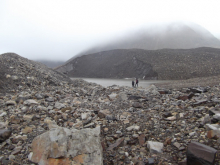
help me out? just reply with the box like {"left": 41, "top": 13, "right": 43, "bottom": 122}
{"left": 23, "top": 99, "right": 39, "bottom": 105}
{"left": 166, "top": 116, "right": 176, "bottom": 121}
{"left": 10, "top": 115, "right": 20, "bottom": 124}
{"left": 145, "top": 85, "right": 159, "bottom": 95}
{"left": 158, "top": 90, "right": 169, "bottom": 94}
{"left": 0, "top": 112, "right": 7, "bottom": 117}
{"left": 23, "top": 115, "right": 34, "bottom": 121}
{"left": 107, "top": 137, "right": 124, "bottom": 150}
{"left": 173, "top": 142, "right": 181, "bottom": 149}
{"left": 147, "top": 141, "right": 164, "bottom": 153}
{"left": 108, "top": 93, "right": 118, "bottom": 100}
{"left": 54, "top": 102, "right": 65, "bottom": 109}
{"left": 22, "top": 127, "right": 33, "bottom": 134}
{"left": 164, "top": 137, "right": 172, "bottom": 146}
{"left": 205, "top": 124, "right": 220, "bottom": 130}
{"left": 30, "top": 126, "right": 103, "bottom": 165}
{"left": 187, "top": 141, "right": 217, "bottom": 165}
{"left": 148, "top": 158, "right": 155, "bottom": 165}
{"left": 98, "top": 110, "right": 111, "bottom": 119}
{"left": 81, "top": 113, "right": 89, "bottom": 120}
{"left": 118, "top": 92, "right": 128, "bottom": 101}
{"left": 0, "top": 122, "right": 8, "bottom": 129}
{"left": 6, "top": 100, "right": 16, "bottom": 106}
{"left": 177, "top": 95, "right": 189, "bottom": 101}
{"left": 0, "top": 129, "right": 12, "bottom": 143}
{"left": 132, "top": 102, "right": 142, "bottom": 108}
{"left": 207, "top": 130, "right": 220, "bottom": 139}
{"left": 213, "top": 114, "right": 220, "bottom": 121}
{"left": 11, "top": 146, "right": 22, "bottom": 155}
{"left": 8, "top": 155, "right": 15, "bottom": 161}
{"left": 46, "top": 97, "right": 55, "bottom": 102}
{"left": 163, "top": 112, "right": 172, "bottom": 118}
{"left": 126, "top": 125, "right": 140, "bottom": 131}
{"left": 138, "top": 134, "right": 145, "bottom": 146}
{"left": 201, "top": 114, "right": 211, "bottom": 125}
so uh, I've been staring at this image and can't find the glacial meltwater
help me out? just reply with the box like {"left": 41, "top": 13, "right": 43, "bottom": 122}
{"left": 71, "top": 78, "right": 169, "bottom": 88}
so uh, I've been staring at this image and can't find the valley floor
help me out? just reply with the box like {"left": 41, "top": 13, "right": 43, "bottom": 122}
{"left": 155, "top": 75, "right": 220, "bottom": 89}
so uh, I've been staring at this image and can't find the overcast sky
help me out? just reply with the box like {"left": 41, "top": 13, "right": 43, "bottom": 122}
{"left": 1, "top": 0, "right": 220, "bottom": 61}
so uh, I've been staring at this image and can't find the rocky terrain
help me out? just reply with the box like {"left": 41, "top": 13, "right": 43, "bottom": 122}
{"left": 56, "top": 47, "right": 220, "bottom": 80}
{"left": 0, "top": 53, "right": 220, "bottom": 165}
{"left": 0, "top": 53, "right": 71, "bottom": 94}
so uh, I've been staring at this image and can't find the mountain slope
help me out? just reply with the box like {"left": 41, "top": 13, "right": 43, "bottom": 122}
{"left": 36, "top": 60, "right": 65, "bottom": 68}
{"left": 56, "top": 47, "right": 220, "bottom": 80}
{"left": 0, "top": 53, "right": 71, "bottom": 93}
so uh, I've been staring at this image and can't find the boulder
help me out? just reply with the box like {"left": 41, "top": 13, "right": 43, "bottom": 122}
{"left": 187, "top": 141, "right": 217, "bottom": 165}
{"left": 147, "top": 141, "right": 164, "bottom": 153}
{"left": 29, "top": 126, "right": 103, "bottom": 165}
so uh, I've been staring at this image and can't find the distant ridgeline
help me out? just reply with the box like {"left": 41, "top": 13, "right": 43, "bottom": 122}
{"left": 55, "top": 47, "right": 220, "bottom": 80}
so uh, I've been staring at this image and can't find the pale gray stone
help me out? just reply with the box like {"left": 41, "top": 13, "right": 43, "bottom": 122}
{"left": 147, "top": 141, "right": 164, "bottom": 153}
{"left": 24, "top": 99, "right": 39, "bottom": 105}
{"left": 54, "top": 102, "right": 65, "bottom": 109}
{"left": 126, "top": 125, "right": 140, "bottom": 131}
{"left": 6, "top": 100, "right": 16, "bottom": 106}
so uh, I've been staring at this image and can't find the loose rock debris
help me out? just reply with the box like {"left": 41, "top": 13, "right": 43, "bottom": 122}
{"left": 0, "top": 53, "right": 220, "bottom": 164}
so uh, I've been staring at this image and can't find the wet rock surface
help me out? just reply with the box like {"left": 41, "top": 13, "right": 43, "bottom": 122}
{"left": 1, "top": 53, "right": 220, "bottom": 164}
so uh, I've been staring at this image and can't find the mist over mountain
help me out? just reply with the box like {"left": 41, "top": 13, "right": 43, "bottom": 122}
{"left": 69, "top": 22, "right": 220, "bottom": 61}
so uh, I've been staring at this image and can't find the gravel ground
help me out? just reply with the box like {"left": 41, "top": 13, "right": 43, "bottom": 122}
{"left": 155, "top": 75, "right": 220, "bottom": 90}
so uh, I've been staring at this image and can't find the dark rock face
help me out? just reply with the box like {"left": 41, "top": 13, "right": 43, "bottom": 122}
{"left": 56, "top": 47, "right": 220, "bottom": 80}
{"left": 58, "top": 51, "right": 158, "bottom": 79}
{"left": 187, "top": 142, "right": 217, "bottom": 165}
{"left": 0, "top": 129, "right": 12, "bottom": 143}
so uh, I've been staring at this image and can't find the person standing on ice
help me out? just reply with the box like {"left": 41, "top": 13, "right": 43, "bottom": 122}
{"left": 136, "top": 78, "right": 139, "bottom": 87}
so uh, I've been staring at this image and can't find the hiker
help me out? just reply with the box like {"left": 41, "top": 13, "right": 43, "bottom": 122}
{"left": 132, "top": 80, "right": 134, "bottom": 87}
{"left": 136, "top": 78, "right": 139, "bottom": 87}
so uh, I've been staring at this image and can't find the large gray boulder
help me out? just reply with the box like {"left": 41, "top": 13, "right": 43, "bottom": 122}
{"left": 187, "top": 141, "right": 217, "bottom": 165}
{"left": 29, "top": 125, "right": 103, "bottom": 165}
